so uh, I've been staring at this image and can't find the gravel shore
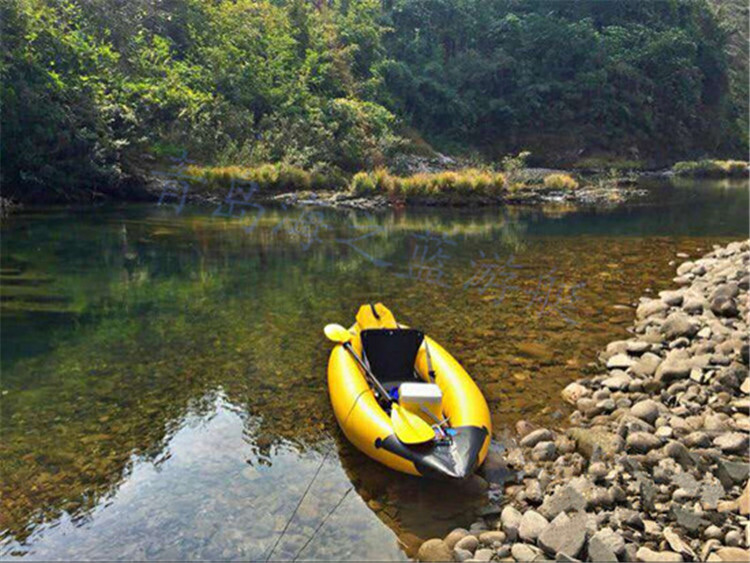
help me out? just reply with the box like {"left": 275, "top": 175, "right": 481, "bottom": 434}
{"left": 419, "top": 240, "right": 749, "bottom": 562}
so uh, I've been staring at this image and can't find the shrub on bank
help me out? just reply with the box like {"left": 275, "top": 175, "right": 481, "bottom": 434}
{"left": 350, "top": 169, "right": 506, "bottom": 199}
{"left": 543, "top": 173, "right": 579, "bottom": 190}
{"left": 672, "top": 160, "right": 749, "bottom": 178}
{"left": 183, "top": 163, "right": 344, "bottom": 192}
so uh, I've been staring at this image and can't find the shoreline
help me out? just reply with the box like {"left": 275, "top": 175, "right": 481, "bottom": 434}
{"left": 420, "top": 240, "right": 749, "bottom": 562}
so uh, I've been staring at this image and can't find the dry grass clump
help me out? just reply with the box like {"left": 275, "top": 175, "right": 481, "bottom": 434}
{"left": 543, "top": 173, "right": 579, "bottom": 190}
{"left": 350, "top": 169, "right": 506, "bottom": 198}
{"left": 184, "top": 163, "right": 335, "bottom": 192}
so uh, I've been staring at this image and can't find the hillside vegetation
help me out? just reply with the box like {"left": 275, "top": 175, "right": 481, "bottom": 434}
{"left": 1, "top": 0, "right": 748, "bottom": 202}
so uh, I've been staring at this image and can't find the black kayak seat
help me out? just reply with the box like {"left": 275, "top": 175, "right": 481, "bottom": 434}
{"left": 360, "top": 328, "right": 424, "bottom": 389}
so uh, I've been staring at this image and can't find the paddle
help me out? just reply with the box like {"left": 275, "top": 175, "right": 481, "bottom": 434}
{"left": 324, "top": 323, "right": 435, "bottom": 445}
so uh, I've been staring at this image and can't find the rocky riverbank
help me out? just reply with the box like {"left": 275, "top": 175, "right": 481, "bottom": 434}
{"left": 419, "top": 240, "right": 749, "bottom": 562}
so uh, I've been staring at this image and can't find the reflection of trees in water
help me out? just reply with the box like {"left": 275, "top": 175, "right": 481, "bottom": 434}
{"left": 1, "top": 205, "right": 531, "bottom": 546}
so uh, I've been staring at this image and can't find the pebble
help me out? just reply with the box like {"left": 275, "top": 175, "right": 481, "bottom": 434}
{"left": 444, "top": 528, "right": 469, "bottom": 550}
{"left": 478, "top": 530, "right": 505, "bottom": 546}
{"left": 520, "top": 428, "right": 555, "bottom": 448}
{"left": 636, "top": 547, "right": 684, "bottom": 562}
{"left": 630, "top": 399, "right": 661, "bottom": 423}
{"left": 713, "top": 432, "right": 749, "bottom": 453}
{"left": 417, "top": 539, "right": 453, "bottom": 562}
{"left": 531, "top": 441, "right": 557, "bottom": 461}
{"left": 626, "top": 431, "right": 662, "bottom": 453}
{"left": 511, "top": 543, "right": 543, "bottom": 562}
{"left": 454, "top": 535, "right": 478, "bottom": 553}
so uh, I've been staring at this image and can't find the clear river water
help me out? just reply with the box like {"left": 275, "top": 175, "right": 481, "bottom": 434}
{"left": 1, "top": 178, "right": 747, "bottom": 560}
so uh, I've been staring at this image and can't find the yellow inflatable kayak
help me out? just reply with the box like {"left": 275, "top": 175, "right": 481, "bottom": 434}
{"left": 326, "top": 303, "right": 491, "bottom": 479}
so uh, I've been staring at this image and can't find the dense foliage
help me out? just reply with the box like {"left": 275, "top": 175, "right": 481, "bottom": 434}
{"left": 1, "top": 0, "right": 747, "bottom": 201}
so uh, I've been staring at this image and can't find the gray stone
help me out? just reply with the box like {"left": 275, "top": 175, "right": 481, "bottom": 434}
{"left": 444, "top": 528, "right": 470, "bottom": 550}
{"left": 602, "top": 372, "right": 632, "bottom": 391}
{"left": 500, "top": 505, "right": 522, "bottom": 534}
{"left": 453, "top": 547, "right": 473, "bottom": 562}
{"left": 630, "top": 399, "right": 661, "bottom": 424}
{"left": 713, "top": 432, "right": 749, "bottom": 454}
{"left": 671, "top": 472, "right": 700, "bottom": 496}
{"left": 518, "top": 510, "right": 549, "bottom": 542}
{"left": 538, "top": 513, "right": 587, "bottom": 559}
{"left": 632, "top": 352, "right": 662, "bottom": 377}
{"left": 531, "top": 441, "right": 558, "bottom": 462}
{"left": 607, "top": 353, "right": 636, "bottom": 370}
{"left": 637, "top": 299, "right": 669, "bottom": 319}
{"left": 521, "top": 428, "right": 555, "bottom": 448}
{"left": 635, "top": 547, "right": 684, "bottom": 562}
{"left": 473, "top": 548, "right": 494, "bottom": 561}
{"left": 715, "top": 547, "right": 750, "bottom": 562}
{"left": 561, "top": 382, "right": 589, "bottom": 405}
{"left": 626, "top": 431, "right": 661, "bottom": 453}
{"left": 711, "top": 296, "right": 739, "bottom": 317}
{"left": 664, "top": 440, "right": 698, "bottom": 468}
{"left": 655, "top": 359, "right": 692, "bottom": 383}
{"left": 588, "top": 534, "right": 617, "bottom": 562}
{"left": 704, "top": 525, "right": 723, "bottom": 540}
{"left": 511, "top": 543, "right": 543, "bottom": 562}
{"left": 614, "top": 508, "right": 644, "bottom": 531}
{"left": 478, "top": 530, "right": 505, "bottom": 546}
{"left": 567, "top": 427, "right": 623, "bottom": 459}
{"left": 662, "top": 312, "right": 699, "bottom": 340}
{"left": 627, "top": 340, "right": 652, "bottom": 354}
{"left": 660, "top": 290, "right": 684, "bottom": 306}
{"left": 590, "top": 528, "right": 625, "bottom": 558}
{"left": 417, "top": 539, "right": 453, "bottom": 562}
{"left": 555, "top": 553, "right": 581, "bottom": 562}
{"left": 664, "top": 527, "right": 696, "bottom": 559}
{"left": 715, "top": 457, "right": 750, "bottom": 489}
{"left": 539, "top": 484, "right": 586, "bottom": 519}
{"left": 670, "top": 505, "right": 707, "bottom": 534}
{"left": 455, "top": 535, "right": 479, "bottom": 553}
{"left": 725, "top": 530, "right": 742, "bottom": 547}
{"left": 711, "top": 282, "right": 740, "bottom": 301}
{"left": 683, "top": 431, "right": 711, "bottom": 448}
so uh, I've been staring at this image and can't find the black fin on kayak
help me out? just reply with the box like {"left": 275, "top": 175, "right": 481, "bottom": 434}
{"left": 375, "top": 425, "right": 489, "bottom": 479}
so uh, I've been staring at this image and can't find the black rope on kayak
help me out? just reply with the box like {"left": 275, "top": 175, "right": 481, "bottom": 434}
{"left": 291, "top": 486, "right": 353, "bottom": 561}
{"left": 370, "top": 303, "right": 380, "bottom": 319}
{"left": 264, "top": 449, "right": 331, "bottom": 561}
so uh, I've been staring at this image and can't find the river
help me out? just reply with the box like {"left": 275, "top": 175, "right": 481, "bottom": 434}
{"left": 1, "top": 177, "right": 747, "bottom": 559}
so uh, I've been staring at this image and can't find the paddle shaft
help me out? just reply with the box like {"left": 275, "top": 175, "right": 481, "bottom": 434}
{"left": 342, "top": 342, "right": 391, "bottom": 401}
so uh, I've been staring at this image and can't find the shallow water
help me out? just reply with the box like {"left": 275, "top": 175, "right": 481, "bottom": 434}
{"left": 1, "top": 178, "right": 747, "bottom": 559}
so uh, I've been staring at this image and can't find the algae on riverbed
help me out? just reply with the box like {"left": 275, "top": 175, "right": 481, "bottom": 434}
{"left": 1, "top": 180, "right": 747, "bottom": 557}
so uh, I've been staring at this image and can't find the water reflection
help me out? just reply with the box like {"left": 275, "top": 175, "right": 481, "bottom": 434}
{"left": 1, "top": 177, "right": 747, "bottom": 558}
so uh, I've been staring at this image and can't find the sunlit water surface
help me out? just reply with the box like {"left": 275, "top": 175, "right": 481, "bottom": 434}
{"left": 1, "top": 178, "right": 747, "bottom": 559}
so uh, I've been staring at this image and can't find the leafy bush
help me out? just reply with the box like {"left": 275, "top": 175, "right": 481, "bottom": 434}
{"left": 543, "top": 173, "right": 579, "bottom": 190}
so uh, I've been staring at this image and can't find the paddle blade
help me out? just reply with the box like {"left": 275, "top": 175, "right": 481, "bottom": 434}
{"left": 324, "top": 324, "right": 353, "bottom": 344}
{"left": 391, "top": 404, "right": 435, "bottom": 445}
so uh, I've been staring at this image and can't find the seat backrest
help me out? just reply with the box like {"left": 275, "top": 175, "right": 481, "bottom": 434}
{"left": 360, "top": 328, "right": 424, "bottom": 386}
